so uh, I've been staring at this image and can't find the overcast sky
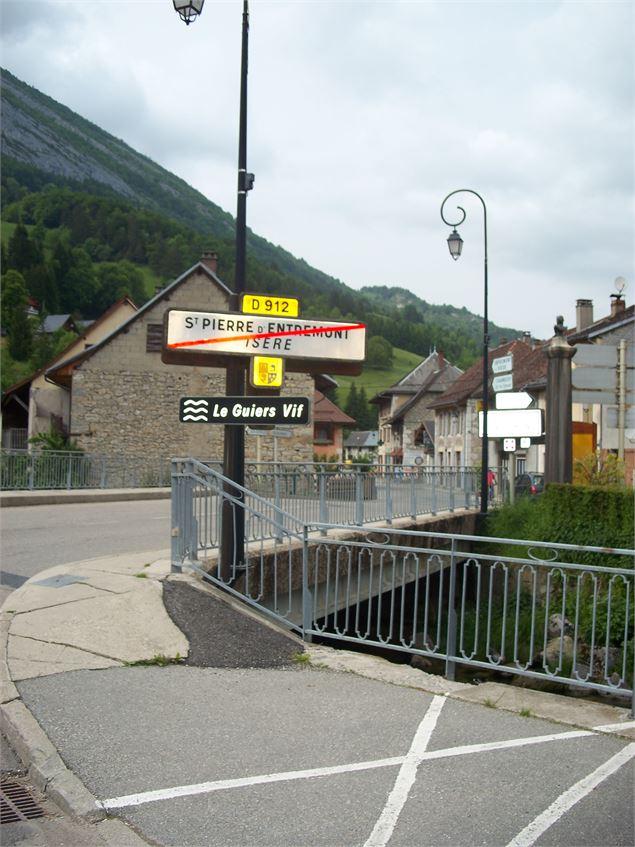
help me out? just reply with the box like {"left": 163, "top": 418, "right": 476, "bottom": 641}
{"left": 2, "top": 0, "right": 633, "bottom": 339}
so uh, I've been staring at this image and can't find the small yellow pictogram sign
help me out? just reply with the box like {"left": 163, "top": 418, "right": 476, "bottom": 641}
{"left": 251, "top": 356, "right": 284, "bottom": 388}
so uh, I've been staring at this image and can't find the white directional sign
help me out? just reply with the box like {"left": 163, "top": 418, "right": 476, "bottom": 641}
{"left": 479, "top": 409, "right": 544, "bottom": 438}
{"left": 492, "top": 374, "right": 513, "bottom": 393}
{"left": 496, "top": 391, "right": 533, "bottom": 410}
{"left": 165, "top": 309, "right": 366, "bottom": 362}
{"left": 492, "top": 354, "right": 513, "bottom": 374}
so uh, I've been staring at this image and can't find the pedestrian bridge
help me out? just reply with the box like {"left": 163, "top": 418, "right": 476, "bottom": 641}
{"left": 170, "top": 458, "right": 634, "bottom": 708}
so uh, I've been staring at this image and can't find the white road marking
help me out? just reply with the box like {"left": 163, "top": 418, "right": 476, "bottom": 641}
{"left": 506, "top": 742, "right": 635, "bottom": 847}
{"left": 103, "top": 756, "right": 404, "bottom": 810}
{"left": 364, "top": 695, "right": 446, "bottom": 847}
{"left": 102, "top": 725, "right": 594, "bottom": 811}
{"left": 593, "top": 719, "right": 635, "bottom": 733}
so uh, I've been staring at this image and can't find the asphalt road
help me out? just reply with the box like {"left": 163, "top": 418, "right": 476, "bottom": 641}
{"left": 17, "top": 666, "right": 634, "bottom": 847}
{"left": 0, "top": 499, "right": 170, "bottom": 595}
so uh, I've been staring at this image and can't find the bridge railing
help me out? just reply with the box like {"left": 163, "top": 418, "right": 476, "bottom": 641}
{"left": 303, "top": 524, "right": 634, "bottom": 707}
{"left": 0, "top": 449, "right": 178, "bottom": 490}
{"left": 171, "top": 458, "right": 634, "bottom": 708}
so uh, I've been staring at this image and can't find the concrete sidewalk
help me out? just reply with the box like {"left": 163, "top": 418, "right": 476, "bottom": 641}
{"left": 0, "top": 488, "right": 171, "bottom": 507}
{"left": 1, "top": 550, "right": 633, "bottom": 844}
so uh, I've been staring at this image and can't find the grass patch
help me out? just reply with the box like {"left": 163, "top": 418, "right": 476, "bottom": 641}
{"left": 292, "top": 652, "right": 311, "bottom": 665}
{"left": 125, "top": 653, "right": 183, "bottom": 667}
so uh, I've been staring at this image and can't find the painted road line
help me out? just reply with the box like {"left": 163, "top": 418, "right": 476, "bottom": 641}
{"left": 506, "top": 742, "right": 635, "bottom": 847}
{"left": 102, "top": 756, "right": 404, "bottom": 810}
{"left": 592, "top": 720, "right": 635, "bottom": 734}
{"left": 102, "top": 727, "right": 594, "bottom": 811}
{"left": 364, "top": 695, "right": 446, "bottom": 847}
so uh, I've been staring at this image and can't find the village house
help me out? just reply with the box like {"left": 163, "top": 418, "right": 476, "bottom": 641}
{"left": 2, "top": 255, "right": 326, "bottom": 463}
{"left": 370, "top": 350, "right": 462, "bottom": 467}
{"left": 312, "top": 390, "right": 356, "bottom": 462}
{"left": 1, "top": 296, "right": 137, "bottom": 449}
{"left": 343, "top": 430, "right": 379, "bottom": 463}
{"left": 568, "top": 294, "right": 634, "bottom": 483}
{"left": 429, "top": 339, "right": 548, "bottom": 480}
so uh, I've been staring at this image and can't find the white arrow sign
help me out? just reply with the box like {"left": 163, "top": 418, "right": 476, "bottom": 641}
{"left": 495, "top": 391, "right": 533, "bottom": 410}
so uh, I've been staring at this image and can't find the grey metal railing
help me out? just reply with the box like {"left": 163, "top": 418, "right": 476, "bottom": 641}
{"left": 1, "top": 450, "right": 177, "bottom": 490}
{"left": 171, "top": 458, "right": 634, "bottom": 707}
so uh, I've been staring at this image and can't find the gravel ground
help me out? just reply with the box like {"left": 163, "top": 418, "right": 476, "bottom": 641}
{"left": 162, "top": 580, "right": 303, "bottom": 669}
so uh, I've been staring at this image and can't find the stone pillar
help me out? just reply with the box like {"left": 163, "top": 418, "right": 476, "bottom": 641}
{"left": 545, "top": 317, "right": 577, "bottom": 484}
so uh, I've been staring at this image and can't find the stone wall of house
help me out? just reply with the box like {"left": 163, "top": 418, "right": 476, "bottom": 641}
{"left": 71, "top": 269, "right": 314, "bottom": 462}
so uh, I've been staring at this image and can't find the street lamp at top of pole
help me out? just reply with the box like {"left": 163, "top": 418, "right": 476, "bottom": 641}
{"left": 173, "top": 0, "right": 205, "bottom": 26}
{"left": 440, "top": 189, "right": 490, "bottom": 516}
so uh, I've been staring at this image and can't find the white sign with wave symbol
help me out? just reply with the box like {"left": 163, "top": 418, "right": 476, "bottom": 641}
{"left": 181, "top": 399, "right": 209, "bottom": 422}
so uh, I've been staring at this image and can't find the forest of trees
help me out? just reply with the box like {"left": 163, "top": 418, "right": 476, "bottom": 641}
{"left": 0, "top": 181, "right": 506, "bottom": 408}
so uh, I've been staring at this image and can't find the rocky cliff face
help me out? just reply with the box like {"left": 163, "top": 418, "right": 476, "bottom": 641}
{"left": 0, "top": 68, "right": 232, "bottom": 237}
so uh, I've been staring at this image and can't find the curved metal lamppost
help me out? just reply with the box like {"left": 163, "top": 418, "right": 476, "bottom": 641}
{"left": 440, "top": 189, "right": 489, "bottom": 516}
{"left": 173, "top": 0, "right": 254, "bottom": 573}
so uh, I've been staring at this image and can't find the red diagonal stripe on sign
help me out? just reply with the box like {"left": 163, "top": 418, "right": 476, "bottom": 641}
{"left": 168, "top": 322, "right": 366, "bottom": 349}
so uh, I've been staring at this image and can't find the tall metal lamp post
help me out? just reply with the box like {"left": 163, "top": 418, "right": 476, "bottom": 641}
{"left": 173, "top": 0, "right": 253, "bottom": 573}
{"left": 440, "top": 189, "right": 489, "bottom": 516}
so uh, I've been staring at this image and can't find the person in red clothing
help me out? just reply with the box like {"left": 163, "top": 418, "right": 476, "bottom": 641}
{"left": 487, "top": 468, "right": 496, "bottom": 501}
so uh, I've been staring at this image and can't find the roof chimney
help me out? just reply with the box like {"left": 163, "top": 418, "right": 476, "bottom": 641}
{"left": 610, "top": 294, "right": 625, "bottom": 317}
{"left": 201, "top": 251, "right": 218, "bottom": 274}
{"left": 436, "top": 350, "right": 445, "bottom": 369}
{"left": 576, "top": 299, "right": 593, "bottom": 332}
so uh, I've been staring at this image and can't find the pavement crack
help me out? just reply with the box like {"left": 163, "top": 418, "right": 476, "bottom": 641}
{"left": 9, "top": 633, "right": 124, "bottom": 664}
{"left": 10, "top": 589, "right": 132, "bottom": 616}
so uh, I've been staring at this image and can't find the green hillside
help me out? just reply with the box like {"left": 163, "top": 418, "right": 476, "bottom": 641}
{"left": 1, "top": 67, "right": 526, "bottom": 411}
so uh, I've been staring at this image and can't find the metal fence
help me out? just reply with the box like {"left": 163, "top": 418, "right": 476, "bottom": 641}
{"left": 172, "top": 458, "right": 634, "bottom": 709}
{"left": 0, "top": 450, "right": 175, "bottom": 490}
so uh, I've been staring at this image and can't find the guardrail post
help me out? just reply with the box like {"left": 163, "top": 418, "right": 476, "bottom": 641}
{"left": 431, "top": 469, "right": 437, "bottom": 515}
{"left": 355, "top": 469, "right": 364, "bottom": 525}
{"left": 319, "top": 471, "right": 328, "bottom": 534}
{"left": 170, "top": 460, "right": 183, "bottom": 573}
{"left": 386, "top": 472, "right": 393, "bottom": 524}
{"left": 449, "top": 470, "right": 455, "bottom": 512}
{"left": 27, "top": 452, "right": 34, "bottom": 491}
{"left": 410, "top": 472, "right": 417, "bottom": 520}
{"left": 445, "top": 538, "right": 458, "bottom": 681}
{"left": 302, "top": 526, "right": 313, "bottom": 643}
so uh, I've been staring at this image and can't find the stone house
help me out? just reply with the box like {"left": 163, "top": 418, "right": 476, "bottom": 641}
{"left": 568, "top": 294, "right": 634, "bottom": 482}
{"left": 370, "top": 351, "right": 462, "bottom": 467}
{"left": 41, "top": 255, "right": 315, "bottom": 463}
{"left": 312, "top": 391, "right": 356, "bottom": 461}
{"left": 1, "top": 296, "right": 137, "bottom": 449}
{"left": 429, "top": 339, "right": 548, "bottom": 477}
{"left": 343, "top": 430, "right": 379, "bottom": 462}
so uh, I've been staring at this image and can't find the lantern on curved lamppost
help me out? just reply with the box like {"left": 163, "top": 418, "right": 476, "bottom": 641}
{"left": 173, "top": 0, "right": 205, "bottom": 25}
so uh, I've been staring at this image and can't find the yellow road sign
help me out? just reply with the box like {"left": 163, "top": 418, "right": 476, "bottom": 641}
{"left": 242, "top": 293, "right": 299, "bottom": 318}
{"left": 251, "top": 356, "right": 284, "bottom": 388}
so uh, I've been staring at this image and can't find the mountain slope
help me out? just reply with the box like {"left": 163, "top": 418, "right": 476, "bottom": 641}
{"left": 1, "top": 67, "right": 521, "bottom": 361}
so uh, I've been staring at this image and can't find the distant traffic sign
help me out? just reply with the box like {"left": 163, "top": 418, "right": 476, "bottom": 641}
{"left": 479, "top": 409, "right": 544, "bottom": 438}
{"left": 492, "top": 354, "right": 513, "bottom": 374}
{"left": 495, "top": 391, "right": 533, "bottom": 410}
{"left": 492, "top": 374, "right": 513, "bottom": 393}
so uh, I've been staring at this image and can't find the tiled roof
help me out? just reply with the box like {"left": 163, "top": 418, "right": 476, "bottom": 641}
{"left": 429, "top": 340, "right": 548, "bottom": 409}
{"left": 313, "top": 391, "right": 356, "bottom": 425}
{"left": 567, "top": 304, "right": 634, "bottom": 343}
{"left": 344, "top": 430, "right": 379, "bottom": 448}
